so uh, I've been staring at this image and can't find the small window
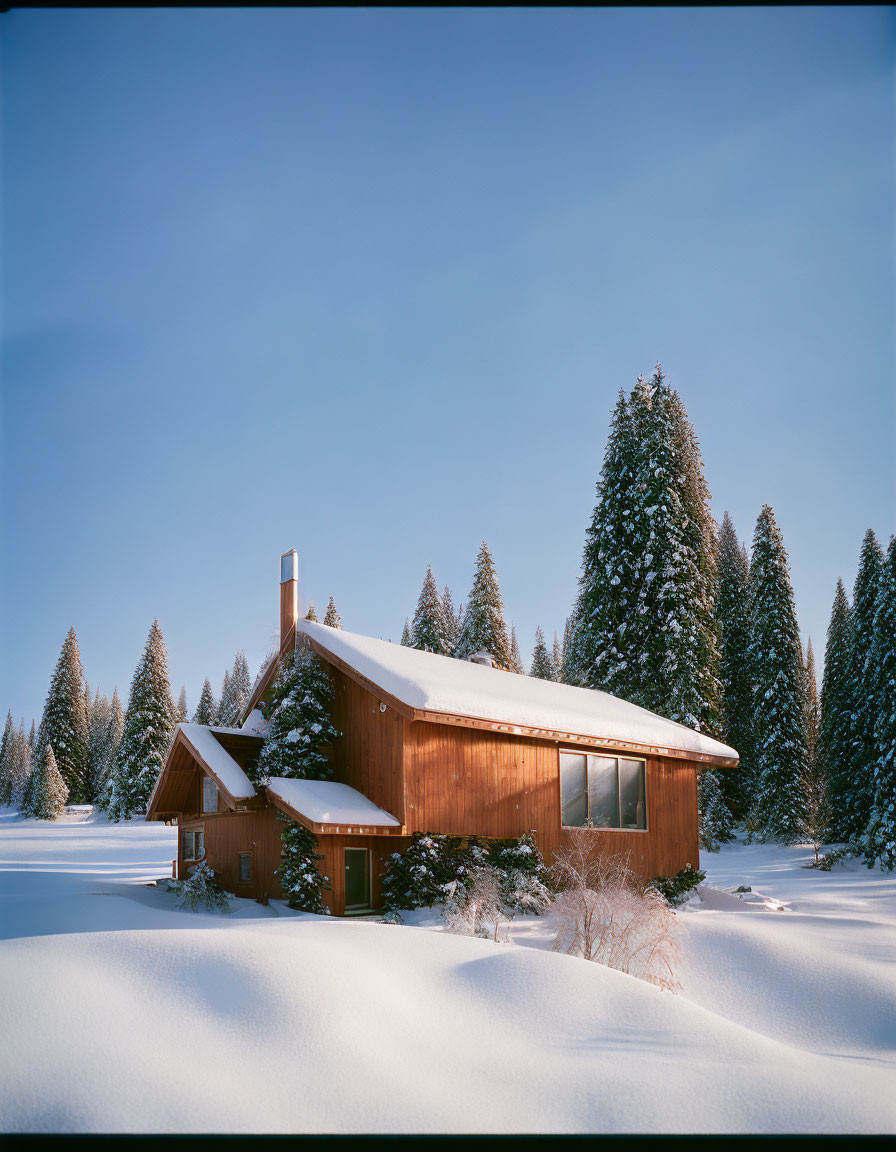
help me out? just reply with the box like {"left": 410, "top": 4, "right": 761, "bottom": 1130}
{"left": 560, "top": 753, "right": 646, "bottom": 830}
{"left": 202, "top": 777, "right": 218, "bottom": 814}
{"left": 183, "top": 828, "right": 205, "bottom": 861}
{"left": 238, "top": 853, "right": 252, "bottom": 883}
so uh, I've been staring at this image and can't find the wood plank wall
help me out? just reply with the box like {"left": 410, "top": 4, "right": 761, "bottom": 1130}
{"left": 328, "top": 669, "right": 406, "bottom": 823}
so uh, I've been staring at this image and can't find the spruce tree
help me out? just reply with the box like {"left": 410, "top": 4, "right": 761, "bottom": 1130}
{"left": 508, "top": 624, "right": 524, "bottom": 675}
{"left": 400, "top": 619, "right": 412, "bottom": 647}
{"left": 217, "top": 670, "right": 232, "bottom": 725}
{"left": 323, "top": 598, "right": 342, "bottom": 629}
{"left": 698, "top": 770, "right": 735, "bottom": 851}
{"left": 305, "top": 603, "right": 319, "bottom": 622}
{"left": 98, "top": 688, "right": 125, "bottom": 804}
{"left": 530, "top": 626, "right": 553, "bottom": 679}
{"left": 441, "top": 587, "right": 460, "bottom": 652}
{"left": 803, "top": 639, "right": 820, "bottom": 787}
{"left": 820, "top": 580, "right": 855, "bottom": 840}
{"left": 560, "top": 609, "right": 582, "bottom": 685}
{"left": 455, "top": 542, "right": 511, "bottom": 669}
{"left": 552, "top": 633, "right": 563, "bottom": 683}
{"left": 276, "top": 816, "right": 331, "bottom": 913}
{"left": 844, "top": 530, "right": 886, "bottom": 841}
{"left": 193, "top": 678, "right": 217, "bottom": 726}
{"left": 28, "top": 720, "right": 35, "bottom": 748}
{"left": 252, "top": 643, "right": 340, "bottom": 785}
{"left": 0, "top": 711, "right": 13, "bottom": 806}
{"left": 106, "top": 620, "right": 175, "bottom": 821}
{"left": 746, "top": 506, "right": 808, "bottom": 842}
{"left": 411, "top": 565, "right": 451, "bottom": 653}
{"left": 27, "top": 744, "right": 69, "bottom": 820}
{"left": 716, "top": 512, "right": 754, "bottom": 818}
{"left": 86, "top": 689, "right": 113, "bottom": 802}
{"left": 864, "top": 535, "right": 896, "bottom": 871}
{"left": 574, "top": 369, "right": 721, "bottom": 731}
{"left": 34, "top": 627, "right": 89, "bottom": 804}
{"left": 9, "top": 722, "right": 32, "bottom": 808}
{"left": 174, "top": 686, "right": 189, "bottom": 727}
{"left": 230, "top": 652, "right": 251, "bottom": 724}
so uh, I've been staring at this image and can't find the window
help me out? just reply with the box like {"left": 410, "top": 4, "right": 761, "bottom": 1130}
{"left": 183, "top": 828, "right": 205, "bottom": 860}
{"left": 202, "top": 777, "right": 218, "bottom": 814}
{"left": 238, "top": 853, "right": 252, "bottom": 883}
{"left": 560, "top": 753, "right": 646, "bottom": 830}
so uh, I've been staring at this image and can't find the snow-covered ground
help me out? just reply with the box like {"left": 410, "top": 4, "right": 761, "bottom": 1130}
{"left": 1, "top": 807, "right": 893, "bottom": 1134}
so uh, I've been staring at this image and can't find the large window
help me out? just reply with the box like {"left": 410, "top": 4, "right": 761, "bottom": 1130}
{"left": 560, "top": 752, "right": 646, "bottom": 830}
{"left": 202, "top": 777, "right": 218, "bottom": 814}
{"left": 183, "top": 828, "right": 205, "bottom": 860}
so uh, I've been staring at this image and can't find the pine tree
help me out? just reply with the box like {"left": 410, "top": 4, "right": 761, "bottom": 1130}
{"left": 864, "top": 535, "right": 896, "bottom": 871}
{"left": 455, "top": 542, "right": 511, "bottom": 669}
{"left": 843, "top": 530, "right": 886, "bottom": 841}
{"left": 508, "top": 624, "right": 524, "bottom": 675}
{"left": 746, "top": 506, "right": 808, "bottom": 842}
{"left": 9, "top": 722, "right": 32, "bottom": 808}
{"left": 98, "top": 688, "right": 125, "bottom": 804}
{"left": 698, "top": 770, "right": 735, "bottom": 851}
{"left": 803, "top": 639, "right": 820, "bottom": 786}
{"left": 305, "top": 603, "right": 319, "bottom": 622}
{"left": 560, "top": 609, "right": 582, "bottom": 685}
{"left": 217, "top": 669, "right": 232, "bottom": 724}
{"left": 820, "top": 580, "right": 855, "bottom": 841}
{"left": 27, "top": 744, "right": 69, "bottom": 820}
{"left": 400, "top": 619, "right": 411, "bottom": 646}
{"left": 530, "top": 626, "right": 553, "bottom": 679}
{"left": 252, "top": 643, "right": 340, "bottom": 785}
{"left": 86, "top": 688, "right": 113, "bottom": 802}
{"left": 552, "top": 633, "right": 563, "bottom": 683}
{"left": 28, "top": 720, "right": 35, "bottom": 748}
{"left": 0, "top": 711, "right": 13, "bottom": 806}
{"left": 441, "top": 587, "right": 460, "bottom": 652}
{"left": 275, "top": 816, "right": 331, "bottom": 913}
{"left": 574, "top": 369, "right": 721, "bottom": 731}
{"left": 323, "top": 598, "right": 342, "bottom": 629}
{"left": 106, "top": 620, "right": 175, "bottom": 821}
{"left": 716, "top": 512, "right": 754, "bottom": 819}
{"left": 193, "top": 678, "right": 217, "bottom": 726}
{"left": 173, "top": 686, "right": 188, "bottom": 727}
{"left": 230, "top": 652, "right": 251, "bottom": 724}
{"left": 34, "top": 627, "right": 89, "bottom": 804}
{"left": 411, "top": 565, "right": 451, "bottom": 654}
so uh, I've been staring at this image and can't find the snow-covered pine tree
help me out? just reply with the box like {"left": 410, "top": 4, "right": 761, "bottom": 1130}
{"left": 803, "top": 640, "right": 821, "bottom": 789}
{"left": 0, "top": 711, "right": 13, "bottom": 806}
{"left": 441, "top": 587, "right": 460, "bottom": 652}
{"left": 745, "top": 506, "right": 808, "bottom": 842}
{"left": 400, "top": 619, "right": 411, "bottom": 646}
{"left": 530, "top": 626, "right": 553, "bottom": 680}
{"left": 217, "top": 669, "right": 233, "bottom": 725}
{"left": 411, "top": 565, "right": 451, "bottom": 654}
{"left": 173, "top": 686, "right": 188, "bottom": 727}
{"left": 106, "top": 620, "right": 175, "bottom": 821}
{"left": 455, "top": 542, "right": 511, "bottom": 669}
{"left": 27, "top": 744, "right": 69, "bottom": 820}
{"left": 9, "top": 722, "right": 32, "bottom": 808}
{"left": 229, "top": 652, "right": 251, "bottom": 724}
{"left": 864, "top": 535, "right": 896, "bottom": 871}
{"left": 98, "top": 688, "right": 125, "bottom": 804}
{"left": 560, "top": 608, "right": 582, "bottom": 685}
{"left": 192, "top": 678, "right": 217, "bottom": 726}
{"left": 715, "top": 512, "right": 754, "bottom": 819}
{"left": 323, "top": 598, "right": 342, "bottom": 629}
{"left": 252, "top": 642, "right": 340, "bottom": 785}
{"left": 305, "top": 603, "right": 319, "bottom": 622}
{"left": 275, "top": 816, "right": 331, "bottom": 913}
{"left": 552, "top": 633, "right": 563, "bottom": 683}
{"left": 843, "top": 530, "right": 886, "bottom": 842}
{"left": 508, "top": 623, "right": 524, "bottom": 675}
{"left": 820, "top": 579, "right": 855, "bottom": 841}
{"left": 697, "top": 769, "right": 735, "bottom": 851}
{"left": 28, "top": 720, "right": 35, "bottom": 748}
{"left": 86, "top": 689, "right": 113, "bottom": 802}
{"left": 34, "top": 627, "right": 89, "bottom": 804}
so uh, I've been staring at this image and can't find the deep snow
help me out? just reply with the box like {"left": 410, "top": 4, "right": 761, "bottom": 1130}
{"left": 0, "top": 807, "right": 893, "bottom": 1134}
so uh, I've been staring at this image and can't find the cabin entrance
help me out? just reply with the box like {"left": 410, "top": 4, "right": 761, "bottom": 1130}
{"left": 344, "top": 847, "right": 372, "bottom": 911}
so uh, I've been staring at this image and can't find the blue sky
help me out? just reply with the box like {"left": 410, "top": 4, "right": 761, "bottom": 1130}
{"left": 2, "top": 8, "right": 893, "bottom": 725}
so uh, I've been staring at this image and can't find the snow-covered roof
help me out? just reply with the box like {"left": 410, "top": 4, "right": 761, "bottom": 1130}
{"left": 266, "top": 778, "right": 402, "bottom": 828}
{"left": 178, "top": 723, "right": 257, "bottom": 801}
{"left": 299, "top": 619, "right": 738, "bottom": 763}
{"left": 239, "top": 709, "right": 270, "bottom": 738}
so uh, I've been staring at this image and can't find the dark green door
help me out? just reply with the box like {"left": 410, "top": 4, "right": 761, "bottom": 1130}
{"left": 344, "top": 847, "right": 371, "bottom": 911}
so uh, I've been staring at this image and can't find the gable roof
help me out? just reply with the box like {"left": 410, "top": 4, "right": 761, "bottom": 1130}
{"left": 298, "top": 619, "right": 738, "bottom": 767}
{"left": 146, "top": 724, "right": 261, "bottom": 819}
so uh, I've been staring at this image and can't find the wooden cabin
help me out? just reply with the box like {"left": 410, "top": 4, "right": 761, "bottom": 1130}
{"left": 147, "top": 549, "right": 738, "bottom": 915}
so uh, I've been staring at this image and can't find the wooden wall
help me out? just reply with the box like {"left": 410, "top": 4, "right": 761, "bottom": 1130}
{"left": 313, "top": 833, "right": 412, "bottom": 916}
{"left": 328, "top": 669, "right": 406, "bottom": 823}
{"left": 402, "top": 719, "right": 700, "bottom": 878}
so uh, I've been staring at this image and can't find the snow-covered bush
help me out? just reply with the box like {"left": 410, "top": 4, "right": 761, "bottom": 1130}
{"left": 173, "top": 861, "right": 233, "bottom": 913}
{"left": 648, "top": 865, "right": 705, "bottom": 907}
{"left": 496, "top": 832, "right": 553, "bottom": 914}
{"left": 276, "top": 816, "right": 331, "bottom": 914}
{"left": 441, "top": 865, "right": 512, "bottom": 942}
{"left": 381, "top": 833, "right": 454, "bottom": 911}
{"left": 549, "top": 829, "right": 681, "bottom": 991}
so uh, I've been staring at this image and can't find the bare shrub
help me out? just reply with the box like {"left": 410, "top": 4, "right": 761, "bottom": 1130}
{"left": 442, "top": 864, "right": 512, "bottom": 942}
{"left": 548, "top": 830, "right": 680, "bottom": 992}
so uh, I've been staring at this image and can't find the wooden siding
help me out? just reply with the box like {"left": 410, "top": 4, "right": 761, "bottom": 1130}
{"left": 328, "top": 669, "right": 406, "bottom": 824}
{"left": 314, "top": 834, "right": 412, "bottom": 916}
{"left": 180, "top": 807, "right": 286, "bottom": 901}
{"left": 402, "top": 719, "right": 699, "bottom": 878}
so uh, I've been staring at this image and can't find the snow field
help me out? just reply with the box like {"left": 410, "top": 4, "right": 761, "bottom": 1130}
{"left": 0, "top": 810, "right": 894, "bottom": 1133}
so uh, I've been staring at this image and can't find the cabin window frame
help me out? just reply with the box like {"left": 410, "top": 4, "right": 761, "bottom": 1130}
{"left": 558, "top": 749, "right": 648, "bottom": 832}
{"left": 182, "top": 826, "right": 205, "bottom": 862}
{"left": 201, "top": 775, "right": 218, "bottom": 814}
{"left": 237, "top": 852, "right": 252, "bottom": 884}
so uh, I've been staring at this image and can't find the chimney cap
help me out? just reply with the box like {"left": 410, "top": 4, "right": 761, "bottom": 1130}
{"left": 280, "top": 550, "right": 298, "bottom": 584}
